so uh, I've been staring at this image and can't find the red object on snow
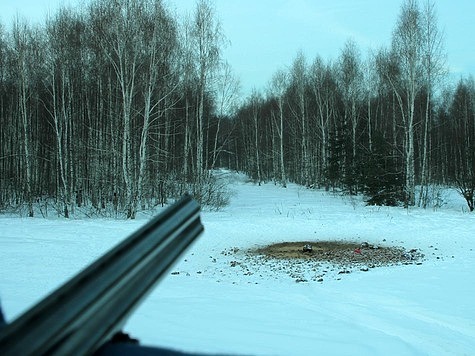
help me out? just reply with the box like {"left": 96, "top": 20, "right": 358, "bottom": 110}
{"left": 354, "top": 248, "right": 361, "bottom": 254}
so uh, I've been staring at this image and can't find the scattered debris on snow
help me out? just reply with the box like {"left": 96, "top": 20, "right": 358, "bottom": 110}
{"left": 213, "top": 241, "right": 427, "bottom": 283}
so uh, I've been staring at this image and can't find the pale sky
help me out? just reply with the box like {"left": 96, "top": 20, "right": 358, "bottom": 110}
{"left": 1, "top": 0, "right": 474, "bottom": 95}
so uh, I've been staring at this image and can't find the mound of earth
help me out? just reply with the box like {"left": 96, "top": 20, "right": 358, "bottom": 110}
{"left": 254, "top": 241, "right": 424, "bottom": 268}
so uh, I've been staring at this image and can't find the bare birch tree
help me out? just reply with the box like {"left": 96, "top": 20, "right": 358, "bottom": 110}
{"left": 270, "top": 69, "right": 288, "bottom": 187}
{"left": 12, "top": 19, "right": 36, "bottom": 217}
{"left": 179, "top": 14, "right": 197, "bottom": 181}
{"left": 90, "top": 0, "right": 140, "bottom": 218}
{"left": 339, "top": 40, "right": 362, "bottom": 162}
{"left": 290, "top": 52, "right": 310, "bottom": 186}
{"left": 45, "top": 9, "right": 81, "bottom": 218}
{"left": 418, "top": 0, "right": 446, "bottom": 207}
{"left": 211, "top": 61, "right": 240, "bottom": 170}
{"left": 362, "top": 52, "right": 378, "bottom": 153}
{"left": 250, "top": 90, "right": 262, "bottom": 185}
{"left": 136, "top": 0, "right": 178, "bottom": 210}
{"left": 391, "top": 0, "right": 424, "bottom": 206}
{"left": 191, "top": 0, "right": 222, "bottom": 181}
{"left": 309, "top": 57, "right": 336, "bottom": 186}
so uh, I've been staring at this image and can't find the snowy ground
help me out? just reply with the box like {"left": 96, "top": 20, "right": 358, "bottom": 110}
{"left": 1, "top": 171, "right": 475, "bottom": 355}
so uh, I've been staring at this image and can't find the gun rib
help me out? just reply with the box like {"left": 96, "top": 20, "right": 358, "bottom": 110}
{"left": 0, "top": 195, "right": 204, "bottom": 356}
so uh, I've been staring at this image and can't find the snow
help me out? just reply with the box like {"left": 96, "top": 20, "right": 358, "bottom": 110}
{"left": 1, "top": 171, "right": 475, "bottom": 355}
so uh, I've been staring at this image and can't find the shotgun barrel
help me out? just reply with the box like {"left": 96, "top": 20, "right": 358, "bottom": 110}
{"left": 0, "top": 195, "right": 204, "bottom": 355}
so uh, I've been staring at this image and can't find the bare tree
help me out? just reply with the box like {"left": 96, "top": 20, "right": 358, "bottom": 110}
{"left": 338, "top": 40, "right": 362, "bottom": 162}
{"left": 89, "top": 0, "right": 179, "bottom": 218}
{"left": 89, "top": 0, "right": 142, "bottom": 218}
{"left": 211, "top": 61, "right": 240, "bottom": 170}
{"left": 45, "top": 9, "right": 82, "bottom": 218}
{"left": 179, "top": 14, "right": 197, "bottom": 181}
{"left": 418, "top": 0, "right": 446, "bottom": 207}
{"left": 191, "top": 0, "right": 223, "bottom": 181}
{"left": 309, "top": 57, "right": 337, "bottom": 186}
{"left": 391, "top": 0, "right": 424, "bottom": 206}
{"left": 362, "top": 52, "right": 379, "bottom": 153}
{"left": 11, "top": 18, "right": 37, "bottom": 217}
{"left": 289, "top": 52, "right": 310, "bottom": 186}
{"left": 250, "top": 90, "right": 262, "bottom": 185}
{"left": 136, "top": 0, "right": 178, "bottom": 211}
{"left": 270, "top": 69, "right": 288, "bottom": 187}
{"left": 450, "top": 78, "right": 475, "bottom": 211}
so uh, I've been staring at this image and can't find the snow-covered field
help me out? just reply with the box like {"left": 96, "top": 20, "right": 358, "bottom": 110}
{"left": 1, "top": 171, "right": 475, "bottom": 355}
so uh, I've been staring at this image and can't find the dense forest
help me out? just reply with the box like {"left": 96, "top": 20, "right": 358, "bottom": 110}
{"left": 0, "top": 0, "right": 474, "bottom": 218}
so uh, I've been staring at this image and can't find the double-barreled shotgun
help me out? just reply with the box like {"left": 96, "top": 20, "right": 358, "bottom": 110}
{"left": 0, "top": 195, "right": 204, "bottom": 355}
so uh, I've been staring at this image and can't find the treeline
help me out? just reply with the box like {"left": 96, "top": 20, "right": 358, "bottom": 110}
{"left": 1, "top": 0, "right": 474, "bottom": 219}
{"left": 224, "top": 0, "right": 475, "bottom": 210}
{"left": 0, "top": 0, "right": 239, "bottom": 218}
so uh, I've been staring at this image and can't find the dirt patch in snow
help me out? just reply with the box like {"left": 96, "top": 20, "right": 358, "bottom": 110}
{"left": 213, "top": 241, "right": 427, "bottom": 284}
{"left": 254, "top": 241, "right": 424, "bottom": 268}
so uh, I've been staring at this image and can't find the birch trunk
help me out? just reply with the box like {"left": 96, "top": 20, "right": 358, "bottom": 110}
{"left": 20, "top": 68, "right": 33, "bottom": 217}
{"left": 278, "top": 97, "right": 286, "bottom": 187}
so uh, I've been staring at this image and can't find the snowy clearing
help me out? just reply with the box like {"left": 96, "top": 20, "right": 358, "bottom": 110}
{"left": 1, "top": 171, "right": 475, "bottom": 355}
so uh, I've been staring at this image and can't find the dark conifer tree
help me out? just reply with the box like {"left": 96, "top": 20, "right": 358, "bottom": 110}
{"left": 362, "top": 134, "right": 404, "bottom": 206}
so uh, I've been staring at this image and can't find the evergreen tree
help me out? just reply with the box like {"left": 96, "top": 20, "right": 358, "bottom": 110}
{"left": 326, "top": 119, "right": 352, "bottom": 191}
{"left": 362, "top": 134, "right": 404, "bottom": 206}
